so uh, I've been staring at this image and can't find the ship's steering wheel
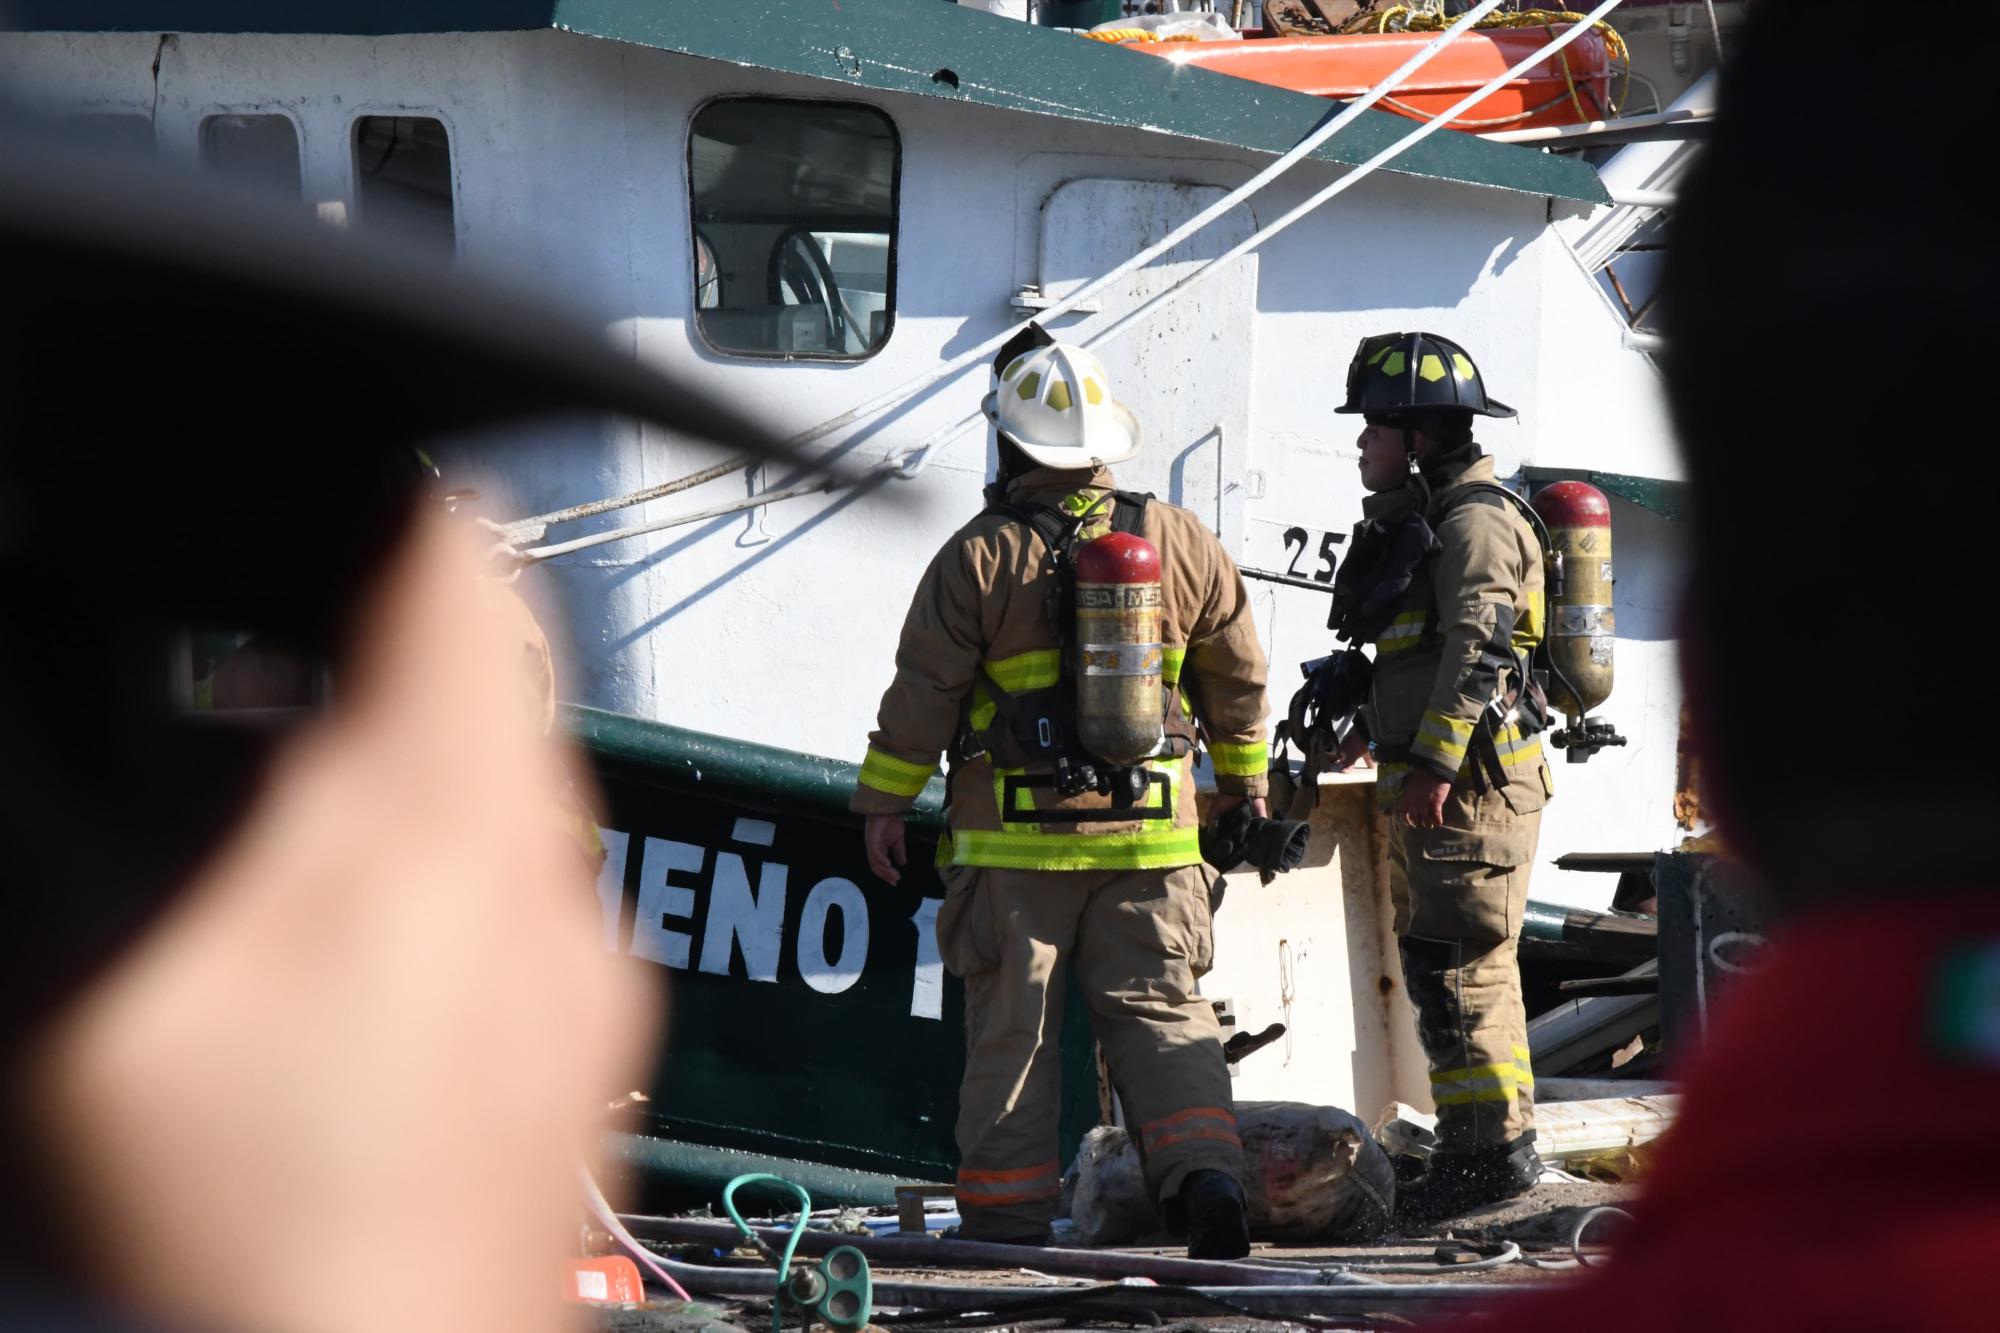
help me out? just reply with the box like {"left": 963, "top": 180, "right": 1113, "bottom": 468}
{"left": 770, "top": 228, "right": 850, "bottom": 353}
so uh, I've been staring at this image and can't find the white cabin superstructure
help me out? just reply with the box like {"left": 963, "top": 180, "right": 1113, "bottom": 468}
{"left": 4, "top": 0, "right": 1695, "bottom": 1120}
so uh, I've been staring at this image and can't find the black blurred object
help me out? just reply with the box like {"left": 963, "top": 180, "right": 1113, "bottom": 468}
{"left": 1553, "top": 851, "right": 1659, "bottom": 915}
{"left": 1200, "top": 802, "right": 1310, "bottom": 878}
{"left": 1222, "top": 1022, "right": 1286, "bottom": 1063}
{"left": 0, "top": 128, "right": 819, "bottom": 1049}
{"left": 1655, "top": 850, "right": 1774, "bottom": 1055}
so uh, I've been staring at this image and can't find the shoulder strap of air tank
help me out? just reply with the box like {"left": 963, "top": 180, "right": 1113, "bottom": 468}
{"left": 1109, "top": 490, "right": 1153, "bottom": 537}
{"left": 1428, "top": 480, "right": 1531, "bottom": 526}
{"left": 1418, "top": 482, "right": 1545, "bottom": 648}
{"left": 982, "top": 499, "right": 1078, "bottom": 561}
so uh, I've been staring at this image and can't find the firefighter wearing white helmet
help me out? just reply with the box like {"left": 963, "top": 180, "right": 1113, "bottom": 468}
{"left": 853, "top": 329, "right": 1272, "bottom": 1258}
{"left": 981, "top": 341, "right": 1141, "bottom": 468}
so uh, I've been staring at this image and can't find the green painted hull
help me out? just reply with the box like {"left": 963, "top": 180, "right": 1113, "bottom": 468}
{"left": 570, "top": 705, "right": 1097, "bottom": 1200}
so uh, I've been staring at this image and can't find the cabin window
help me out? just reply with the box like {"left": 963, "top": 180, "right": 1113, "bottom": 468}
{"left": 352, "top": 115, "right": 456, "bottom": 255}
{"left": 688, "top": 98, "right": 899, "bottom": 360}
{"left": 201, "top": 114, "right": 302, "bottom": 198}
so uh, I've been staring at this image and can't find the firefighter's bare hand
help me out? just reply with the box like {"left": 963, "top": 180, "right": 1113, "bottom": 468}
{"left": 865, "top": 813, "right": 908, "bottom": 886}
{"left": 1331, "top": 730, "right": 1374, "bottom": 771}
{"left": 1398, "top": 769, "right": 1453, "bottom": 828}
{"left": 20, "top": 516, "right": 658, "bottom": 1333}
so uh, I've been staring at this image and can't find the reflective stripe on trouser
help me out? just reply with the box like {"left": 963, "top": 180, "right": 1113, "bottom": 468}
{"left": 1388, "top": 808, "right": 1543, "bottom": 1151}
{"left": 936, "top": 862, "right": 1245, "bottom": 1240}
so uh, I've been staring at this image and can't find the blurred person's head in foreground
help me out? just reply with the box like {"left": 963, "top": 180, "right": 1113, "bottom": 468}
{"left": 0, "top": 127, "right": 807, "bottom": 1333}
{"left": 1659, "top": 0, "right": 1998, "bottom": 912}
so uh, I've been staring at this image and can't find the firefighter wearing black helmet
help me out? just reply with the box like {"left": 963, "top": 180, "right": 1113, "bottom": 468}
{"left": 1328, "top": 332, "right": 1554, "bottom": 1228}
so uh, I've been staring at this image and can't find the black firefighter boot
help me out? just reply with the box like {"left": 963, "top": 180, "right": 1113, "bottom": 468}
{"left": 1393, "top": 1132, "right": 1543, "bottom": 1233}
{"left": 1177, "top": 1169, "right": 1251, "bottom": 1259}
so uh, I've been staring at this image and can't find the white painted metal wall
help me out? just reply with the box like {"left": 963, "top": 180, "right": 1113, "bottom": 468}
{"left": 0, "top": 28, "right": 1690, "bottom": 910}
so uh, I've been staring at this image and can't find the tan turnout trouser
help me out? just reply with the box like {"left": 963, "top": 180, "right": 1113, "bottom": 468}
{"left": 1387, "top": 780, "right": 1543, "bottom": 1152}
{"left": 936, "top": 863, "right": 1246, "bottom": 1240}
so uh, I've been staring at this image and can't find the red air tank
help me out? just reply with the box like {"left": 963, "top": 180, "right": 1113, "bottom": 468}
{"left": 1073, "top": 531, "right": 1166, "bottom": 765}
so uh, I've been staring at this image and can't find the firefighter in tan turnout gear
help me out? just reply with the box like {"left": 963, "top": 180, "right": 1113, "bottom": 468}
{"left": 1327, "top": 332, "right": 1555, "bottom": 1228}
{"left": 853, "top": 331, "right": 1272, "bottom": 1258}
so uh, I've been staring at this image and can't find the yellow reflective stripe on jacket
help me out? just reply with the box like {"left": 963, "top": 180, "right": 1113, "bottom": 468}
{"left": 944, "top": 826, "right": 1203, "bottom": 871}
{"left": 973, "top": 647, "right": 1190, "bottom": 730}
{"left": 986, "top": 649, "right": 1061, "bottom": 694}
{"left": 1513, "top": 586, "right": 1546, "bottom": 657}
{"left": 1375, "top": 610, "right": 1430, "bottom": 656}
{"left": 858, "top": 746, "right": 936, "bottom": 798}
{"left": 1411, "top": 711, "right": 1474, "bottom": 767}
{"left": 968, "top": 649, "right": 1062, "bottom": 731}
{"left": 1512, "top": 1044, "right": 1535, "bottom": 1090}
{"left": 1494, "top": 723, "right": 1544, "bottom": 767}
{"left": 1209, "top": 739, "right": 1268, "bottom": 778}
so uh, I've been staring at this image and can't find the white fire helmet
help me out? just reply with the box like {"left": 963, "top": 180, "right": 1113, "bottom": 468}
{"left": 981, "top": 341, "right": 1141, "bottom": 470}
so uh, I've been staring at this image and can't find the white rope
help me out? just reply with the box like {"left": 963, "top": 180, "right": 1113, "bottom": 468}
{"left": 516, "top": 2, "right": 1625, "bottom": 562}
{"left": 519, "top": 475, "right": 839, "bottom": 563}
{"left": 762, "top": 0, "right": 1507, "bottom": 456}
{"left": 503, "top": 453, "right": 753, "bottom": 547}
{"left": 890, "top": 0, "right": 1631, "bottom": 480}
{"left": 500, "top": 0, "right": 1508, "bottom": 552}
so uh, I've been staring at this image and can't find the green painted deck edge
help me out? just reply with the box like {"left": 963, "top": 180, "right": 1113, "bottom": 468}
{"left": 12, "top": 0, "right": 1607, "bottom": 203}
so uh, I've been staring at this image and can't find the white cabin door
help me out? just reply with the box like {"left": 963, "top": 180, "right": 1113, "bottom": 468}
{"left": 1036, "top": 179, "right": 1257, "bottom": 551}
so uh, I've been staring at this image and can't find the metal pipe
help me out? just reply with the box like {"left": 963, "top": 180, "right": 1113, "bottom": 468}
{"left": 862, "top": 1280, "right": 1531, "bottom": 1319}
{"left": 645, "top": 1254, "right": 1534, "bottom": 1319}
{"left": 1483, "top": 108, "right": 1711, "bottom": 145}
{"left": 1604, "top": 263, "right": 1639, "bottom": 322}
{"left": 606, "top": 1216, "right": 1534, "bottom": 1318}
{"left": 617, "top": 1213, "right": 1373, "bottom": 1288}
{"left": 1239, "top": 565, "right": 1338, "bottom": 594}
{"left": 1606, "top": 187, "right": 1676, "bottom": 209}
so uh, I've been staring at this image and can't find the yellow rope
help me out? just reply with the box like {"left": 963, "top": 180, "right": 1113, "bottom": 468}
{"left": 1353, "top": 6, "right": 1629, "bottom": 117}
{"left": 1085, "top": 27, "right": 1213, "bottom": 45}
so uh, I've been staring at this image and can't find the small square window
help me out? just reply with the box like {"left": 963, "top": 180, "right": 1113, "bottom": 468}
{"left": 689, "top": 99, "right": 899, "bottom": 360}
{"left": 353, "top": 115, "right": 456, "bottom": 255}
{"left": 201, "top": 114, "right": 302, "bottom": 198}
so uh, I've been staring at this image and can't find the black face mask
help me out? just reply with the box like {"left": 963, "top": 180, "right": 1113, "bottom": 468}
{"left": 1326, "top": 509, "right": 1442, "bottom": 645}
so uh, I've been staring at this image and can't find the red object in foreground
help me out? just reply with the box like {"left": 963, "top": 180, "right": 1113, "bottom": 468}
{"left": 1437, "top": 896, "right": 2000, "bottom": 1332}
{"left": 1120, "top": 27, "right": 1613, "bottom": 132}
{"left": 565, "top": 1256, "right": 646, "bottom": 1305}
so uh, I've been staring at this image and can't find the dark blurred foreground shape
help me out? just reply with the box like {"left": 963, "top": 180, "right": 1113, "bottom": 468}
{"left": 1444, "top": 2, "right": 2000, "bottom": 1328}
{"left": 0, "top": 128, "right": 812, "bottom": 1048}
{"left": 0, "top": 126, "right": 829, "bottom": 1327}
